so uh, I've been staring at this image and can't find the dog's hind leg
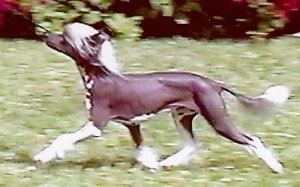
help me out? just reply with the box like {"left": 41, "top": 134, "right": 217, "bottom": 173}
{"left": 159, "top": 107, "right": 199, "bottom": 167}
{"left": 195, "top": 90, "right": 283, "bottom": 173}
{"left": 33, "top": 121, "right": 102, "bottom": 163}
{"left": 124, "top": 123, "right": 159, "bottom": 171}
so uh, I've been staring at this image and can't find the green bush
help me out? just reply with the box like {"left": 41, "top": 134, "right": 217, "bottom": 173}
{"left": 27, "top": 0, "right": 142, "bottom": 39}
{"left": 9, "top": 0, "right": 293, "bottom": 39}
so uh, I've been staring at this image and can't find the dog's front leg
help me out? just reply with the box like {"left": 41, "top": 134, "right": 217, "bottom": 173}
{"left": 33, "top": 121, "right": 101, "bottom": 163}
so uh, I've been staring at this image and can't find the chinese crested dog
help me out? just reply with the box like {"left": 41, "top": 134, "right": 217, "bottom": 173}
{"left": 33, "top": 23, "right": 290, "bottom": 173}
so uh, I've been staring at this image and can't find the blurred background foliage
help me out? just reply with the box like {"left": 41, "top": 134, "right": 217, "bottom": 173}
{"left": 0, "top": 0, "right": 300, "bottom": 39}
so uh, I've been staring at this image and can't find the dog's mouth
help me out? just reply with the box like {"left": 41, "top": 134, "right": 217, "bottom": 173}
{"left": 44, "top": 32, "right": 74, "bottom": 56}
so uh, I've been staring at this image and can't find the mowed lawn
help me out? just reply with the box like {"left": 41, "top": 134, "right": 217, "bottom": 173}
{"left": 0, "top": 37, "right": 300, "bottom": 186}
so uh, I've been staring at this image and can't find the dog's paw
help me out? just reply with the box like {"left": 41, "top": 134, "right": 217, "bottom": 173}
{"left": 135, "top": 146, "right": 160, "bottom": 171}
{"left": 33, "top": 134, "right": 75, "bottom": 163}
{"left": 33, "top": 146, "right": 60, "bottom": 163}
{"left": 159, "top": 145, "right": 198, "bottom": 168}
{"left": 33, "top": 144, "right": 72, "bottom": 163}
{"left": 159, "top": 157, "right": 183, "bottom": 168}
{"left": 246, "top": 136, "right": 284, "bottom": 173}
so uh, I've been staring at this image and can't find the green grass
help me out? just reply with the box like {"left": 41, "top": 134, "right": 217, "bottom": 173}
{"left": 0, "top": 37, "right": 300, "bottom": 186}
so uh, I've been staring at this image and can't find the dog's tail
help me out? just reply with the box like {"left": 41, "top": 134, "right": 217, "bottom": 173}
{"left": 220, "top": 84, "right": 291, "bottom": 115}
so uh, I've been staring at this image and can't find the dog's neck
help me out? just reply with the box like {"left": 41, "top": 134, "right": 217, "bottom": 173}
{"left": 75, "top": 57, "right": 115, "bottom": 90}
{"left": 72, "top": 40, "right": 121, "bottom": 81}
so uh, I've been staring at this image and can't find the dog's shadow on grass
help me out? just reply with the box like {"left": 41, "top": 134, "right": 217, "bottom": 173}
{"left": 9, "top": 153, "right": 136, "bottom": 170}
{"left": 10, "top": 154, "right": 258, "bottom": 173}
{"left": 12, "top": 152, "right": 250, "bottom": 172}
{"left": 64, "top": 157, "right": 136, "bottom": 169}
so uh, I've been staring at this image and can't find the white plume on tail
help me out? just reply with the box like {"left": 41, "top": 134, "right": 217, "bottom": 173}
{"left": 239, "top": 85, "right": 291, "bottom": 115}
{"left": 256, "top": 85, "right": 290, "bottom": 106}
{"left": 221, "top": 83, "right": 291, "bottom": 115}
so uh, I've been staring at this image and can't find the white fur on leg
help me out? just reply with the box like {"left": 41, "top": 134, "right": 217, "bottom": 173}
{"left": 159, "top": 122, "right": 199, "bottom": 167}
{"left": 244, "top": 136, "right": 283, "bottom": 173}
{"left": 33, "top": 133, "right": 75, "bottom": 163}
{"left": 159, "top": 143, "right": 198, "bottom": 167}
{"left": 160, "top": 109, "right": 199, "bottom": 167}
{"left": 135, "top": 146, "right": 159, "bottom": 171}
{"left": 33, "top": 122, "right": 101, "bottom": 163}
{"left": 72, "top": 121, "right": 101, "bottom": 140}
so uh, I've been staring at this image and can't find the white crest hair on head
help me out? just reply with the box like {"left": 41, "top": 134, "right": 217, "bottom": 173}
{"left": 64, "top": 23, "right": 98, "bottom": 53}
{"left": 64, "top": 22, "right": 121, "bottom": 74}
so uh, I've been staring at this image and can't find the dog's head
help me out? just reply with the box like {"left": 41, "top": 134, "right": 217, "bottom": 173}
{"left": 45, "top": 22, "right": 120, "bottom": 74}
